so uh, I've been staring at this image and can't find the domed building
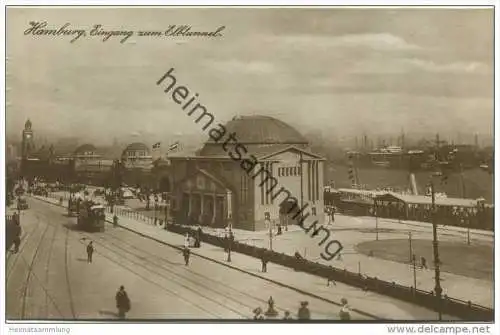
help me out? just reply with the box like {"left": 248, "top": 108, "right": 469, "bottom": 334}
{"left": 73, "top": 144, "right": 100, "bottom": 160}
{"left": 72, "top": 144, "right": 113, "bottom": 184}
{"left": 119, "top": 142, "right": 155, "bottom": 187}
{"left": 165, "top": 115, "right": 325, "bottom": 231}
{"left": 121, "top": 142, "right": 153, "bottom": 169}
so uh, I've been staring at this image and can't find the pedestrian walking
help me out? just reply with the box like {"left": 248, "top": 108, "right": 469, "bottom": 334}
{"left": 421, "top": 256, "right": 427, "bottom": 269}
{"left": 86, "top": 241, "right": 95, "bottom": 263}
{"left": 261, "top": 251, "right": 268, "bottom": 273}
{"left": 195, "top": 226, "right": 202, "bottom": 248}
{"left": 282, "top": 311, "right": 292, "bottom": 320}
{"left": 113, "top": 215, "right": 119, "bottom": 228}
{"left": 183, "top": 247, "right": 191, "bottom": 266}
{"left": 184, "top": 233, "right": 190, "bottom": 249}
{"left": 115, "top": 285, "right": 131, "bottom": 319}
{"left": 297, "top": 301, "right": 311, "bottom": 320}
{"left": 339, "top": 298, "right": 351, "bottom": 320}
{"left": 12, "top": 220, "right": 22, "bottom": 254}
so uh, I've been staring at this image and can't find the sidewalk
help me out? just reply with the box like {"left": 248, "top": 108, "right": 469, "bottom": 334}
{"left": 32, "top": 194, "right": 462, "bottom": 320}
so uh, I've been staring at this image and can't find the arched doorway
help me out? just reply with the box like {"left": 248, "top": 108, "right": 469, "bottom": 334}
{"left": 159, "top": 177, "right": 171, "bottom": 193}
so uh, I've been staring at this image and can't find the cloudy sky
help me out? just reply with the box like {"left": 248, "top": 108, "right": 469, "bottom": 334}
{"left": 6, "top": 8, "right": 494, "bottom": 146}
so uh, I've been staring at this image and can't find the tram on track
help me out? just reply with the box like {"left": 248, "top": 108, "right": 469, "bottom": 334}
{"left": 77, "top": 201, "right": 106, "bottom": 232}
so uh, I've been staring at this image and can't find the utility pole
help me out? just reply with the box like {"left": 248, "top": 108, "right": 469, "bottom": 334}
{"left": 459, "top": 163, "right": 470, "bottom": 245}
{"left": 430, "top": 179, "right": 443, "bottom": 320}
{"left": 269, "top": 220, "right": 273, "bottom": 251}
{"left": 374, "top": 198, "right": 379, "bottom": 241}
{"left": 412, "top": 254, "right": 417, "bottom": 292}
{"left": 408, "top": 231, "right": 413, "bottom": 263}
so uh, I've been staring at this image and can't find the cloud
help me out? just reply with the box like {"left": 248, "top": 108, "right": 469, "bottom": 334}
{"left": 205, "top": 59, "right": 277, "bottom": 74}
{"left": 401, "top": 58, "right": 490, "bottom": 74}
{"left": 349, "top": 57, "right": 491, "bottom": 75}
{"left": 267, "top": 33, "right": 420, "bottom": 52}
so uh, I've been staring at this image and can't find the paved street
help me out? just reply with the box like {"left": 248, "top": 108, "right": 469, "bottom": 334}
{"left": 6, "top": 198, "right": 381, "bottom": 320}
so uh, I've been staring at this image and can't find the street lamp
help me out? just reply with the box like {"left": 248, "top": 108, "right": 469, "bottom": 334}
{"left": 374, "top": 198, "right": 379, "bottom": 241}
{"left": 466, "top": 214, "right": 471, "bottom": 246}
{"left": 227, "top": 214, "right": 233, "bottom": 262}
{"left": 264, "top": 213, "right": 273, "bottom": 251}
{"left": 227, "top": 234, "right": 232, "bottom": 262}
{"left": 429, "top": 178, "right": 443, "bottom": 321}
{"left": 408, "top": 231, "right": 413, "bottom": 263}
{"left": 412, "top": 254, "right": 417, "bottom": 293}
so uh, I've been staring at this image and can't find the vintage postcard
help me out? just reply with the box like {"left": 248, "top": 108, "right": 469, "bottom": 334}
{"left": 3, "top": 4, "right": 496, "bottom": 333}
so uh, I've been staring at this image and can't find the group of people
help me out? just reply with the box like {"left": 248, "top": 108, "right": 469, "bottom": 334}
{"left": 184, "top": 227, "right": 203, "bottom": 248}
{"left": 252, "top": 298, "right": 352, "bottom": 321}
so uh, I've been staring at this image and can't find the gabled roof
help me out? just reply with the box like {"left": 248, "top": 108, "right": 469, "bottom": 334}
{"left": 257, "top": 145, "right": 325, "bottom": 161}
{"left": 176, "top": 167, "right": 232, "bottom": 192}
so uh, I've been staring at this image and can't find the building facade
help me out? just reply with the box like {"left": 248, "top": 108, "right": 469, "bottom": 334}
{"left": 166, "top": 115, "right": 325, "bottom": 231}
{"left": 120, "top": 142, "right": 155, "bottom": 187}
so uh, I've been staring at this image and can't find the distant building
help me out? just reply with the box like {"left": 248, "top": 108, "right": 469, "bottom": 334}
{"left": 73, "top": 144, "right": 113, "bottom": 184}
{"left": 121, "top": 142, "right": 153, "bottom": 170}
{"left": 120, "top": 142, "right": 155, "bottom": 187}
{"left": 19, "top": 119, "right": 69, "bottom": 180}
{"left": 21, "top": 119, "right": 35, "bottom": 159}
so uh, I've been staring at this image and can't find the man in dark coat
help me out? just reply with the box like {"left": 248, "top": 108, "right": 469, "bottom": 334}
{"left": 261, "top": 251, "right": 268, "bottom": 273}
{"left": 115, "top": 285, "right": 131, "bottom": 319}
{"left": 297, "top": 301, "right": 310, "bottom": 320}
{"left": 12, "top": 220, "right": 22, "bottom": 253}
{"left": 87, "top": 241, "right": 95, "bottom": 263}
{"left": 195, "top": 227, "right": 202, "bottom": 248}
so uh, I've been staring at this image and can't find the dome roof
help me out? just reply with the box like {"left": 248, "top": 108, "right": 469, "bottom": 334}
{"left": 200, "top": 115, "right": 309, "bottom": 157}
{"left": 74, "top": 144, "right": 97, "bottom": 155}
{"left": 207, "top": 115, "right": 308, "bottom": 145}
{"left": 123, "top": 142, "right": 149, "bottom": 152}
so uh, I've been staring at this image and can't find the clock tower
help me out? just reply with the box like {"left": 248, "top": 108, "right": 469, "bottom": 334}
{"left": 22, "top": 119, "right": 35, "bottom": 159}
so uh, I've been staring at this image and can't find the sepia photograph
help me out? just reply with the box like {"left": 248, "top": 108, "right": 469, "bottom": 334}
{"left": 2, "top": 3, "right": 496, "bottom": 331}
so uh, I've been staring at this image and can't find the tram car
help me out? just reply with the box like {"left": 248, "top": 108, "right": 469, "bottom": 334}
{"left": 67, "top": 197, "right": 82, "bottom": 216}
{"left": 17, "top": 197, "right": 29, "bottom": 210}
{"left": 77, "top": 201, "right": 106, "bottom": 232}
{"left": 33, "top": 187, "right": 49, "bottom": 197}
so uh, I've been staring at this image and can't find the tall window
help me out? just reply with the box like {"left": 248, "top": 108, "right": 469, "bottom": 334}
{"left": 240, "top": 173, "right": 248, "bottom": 204}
